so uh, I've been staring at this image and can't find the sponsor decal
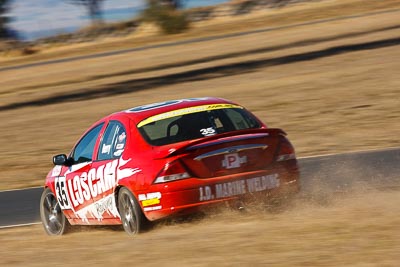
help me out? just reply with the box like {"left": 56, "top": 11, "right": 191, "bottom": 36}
{"left": 54, "top": 157, "right": 141, "bottom": 219}
{"left": 137, "top": 104, "right": 243, "bottom": 128}
{"left": 200, "top": 127, "right": 216, "bottom": 136}
{"left": 222, "top": 153, "right": 247, "bottom": 169}
{"left": 75, "top": 194, "right": 120, "bottom": 222}
{"left": 142, "top": 198, "right": 160, "bottom": 207}
{"left": 114, "top": 132, "right": 126, "bottom": 153}
{"left": 143, "top": 206, "right": 162, "bottom": 212}
{"left": 102, "top": 144, "right": 111, "bottom": 154}
{"left": 199, "top": 174, "right": 279, "bottom": 201}
{"left": 138, "top": 192, "right": 162, "bottom": 207}
{"left": 116, "top": 144, "right": 124, "bottom": 150}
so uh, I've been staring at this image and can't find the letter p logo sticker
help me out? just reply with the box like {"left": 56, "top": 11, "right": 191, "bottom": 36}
{"left": 223, "top": 153, "right": 240, "bottom": 169}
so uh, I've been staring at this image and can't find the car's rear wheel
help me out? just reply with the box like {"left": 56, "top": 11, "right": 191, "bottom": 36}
{"left": 118, "top": 187, "right": 145, "bottom": 235}
{"left": 40, "top": 188, "right": 69, "bottom": 235}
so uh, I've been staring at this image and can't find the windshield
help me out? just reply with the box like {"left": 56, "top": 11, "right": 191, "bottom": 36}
{"left": 138, "top": 107, "right": 261, "bottom": 146}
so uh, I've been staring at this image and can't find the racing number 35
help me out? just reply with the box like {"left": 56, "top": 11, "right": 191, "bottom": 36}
{"left": 55, "top": 177, "right": 71, "bottom": 209}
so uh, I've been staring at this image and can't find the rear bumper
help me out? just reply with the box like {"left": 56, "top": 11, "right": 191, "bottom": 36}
{"left": 141, "top": 161, "right": 299, "bottom": 221}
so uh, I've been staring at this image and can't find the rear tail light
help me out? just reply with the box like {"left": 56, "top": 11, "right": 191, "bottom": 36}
{"left": 154, "top": 160, "right": 190, "bottom": 184}
{"left": 276, "top": 137, "right": 296, "bottom": 162}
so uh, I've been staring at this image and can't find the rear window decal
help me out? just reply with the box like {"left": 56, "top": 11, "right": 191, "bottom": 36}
{"left": 137, "top": 104, "right": 242, "bottom": 128}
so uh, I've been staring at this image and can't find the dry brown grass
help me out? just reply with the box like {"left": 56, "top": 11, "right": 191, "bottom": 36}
{"left": 1, "top": 189, "right": 400, "bottom": 266}
{"left": 1, "top": 1, "right": 400, "bottom": 266}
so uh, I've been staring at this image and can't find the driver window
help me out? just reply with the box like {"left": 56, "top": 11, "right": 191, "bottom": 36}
{"left": 98, "top": 121, "right": 127, "bottom": 161}
{"left": 72, "top": 123, "right": 104, "bottom": 164}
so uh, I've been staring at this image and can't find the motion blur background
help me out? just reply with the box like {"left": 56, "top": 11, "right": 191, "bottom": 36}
{"left": 8, "top": 0, "right": 230, "bottom": 40}
{"left": 1, "top": 0, "right": 400, "bottom": 266}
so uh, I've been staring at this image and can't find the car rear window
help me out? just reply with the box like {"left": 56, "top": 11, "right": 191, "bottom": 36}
{"left": 137, "top": 107, "right": 260, "bottom": 146}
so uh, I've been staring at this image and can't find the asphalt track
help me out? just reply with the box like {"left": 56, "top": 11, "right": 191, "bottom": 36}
{"left": 0, "top": 148, "right": 399, "bottom": 228}
{"left": 1, "top": 8, "right": 400, "bottom": 73}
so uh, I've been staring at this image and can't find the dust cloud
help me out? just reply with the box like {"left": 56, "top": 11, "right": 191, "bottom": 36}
{"left": 1, "top": 174, "right": 399, "bottom": 266}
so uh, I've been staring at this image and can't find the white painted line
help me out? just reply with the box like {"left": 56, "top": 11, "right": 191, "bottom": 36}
{"left": 0, "top": 222, "right": 41, "bottom": 229}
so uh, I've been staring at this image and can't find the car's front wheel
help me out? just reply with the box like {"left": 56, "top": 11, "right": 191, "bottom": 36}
{"left": 40, "top": 188, "right": 69, "bottom": 235}
{"left": 118, "top": 187, "right": 145, "bottom": 235}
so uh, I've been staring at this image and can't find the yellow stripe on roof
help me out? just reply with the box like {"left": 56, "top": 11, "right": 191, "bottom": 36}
{"left": 137, "top": 104, "right": 242, "bottom": 128}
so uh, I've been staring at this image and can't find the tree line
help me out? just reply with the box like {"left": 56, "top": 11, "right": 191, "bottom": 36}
{"left": 0, "top": 0, "right": 183, "bottom": 39}
{"left": 64, "top": 1, "right": 182, "bottom": 24}
{"left": 0, "top": 1, "right": 294, "bottom": 40}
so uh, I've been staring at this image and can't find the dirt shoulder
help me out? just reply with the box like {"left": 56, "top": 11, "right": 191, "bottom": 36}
{"left": 0, "top": 0, "right": 399, "bottom": 190}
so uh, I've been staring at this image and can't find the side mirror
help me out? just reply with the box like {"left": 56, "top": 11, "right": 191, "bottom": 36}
{"left": 53, "top": 154, "right": 68, "bottom": 166}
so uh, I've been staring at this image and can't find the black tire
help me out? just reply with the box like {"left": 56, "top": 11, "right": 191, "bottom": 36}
{"left": 118, "top": 187, "right": 145, "bottom": 235}
{"left": 40, "top": 188, "right": 69, "bottom": 236}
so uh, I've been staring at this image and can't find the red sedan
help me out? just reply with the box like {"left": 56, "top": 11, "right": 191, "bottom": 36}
{"left": 40, "top": 97, "right": 299, "bottom": 235}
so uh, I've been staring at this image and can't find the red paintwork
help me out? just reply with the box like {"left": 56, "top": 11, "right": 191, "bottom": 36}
{"left": 44, "top": 97, "right": 299, "bottom": 225}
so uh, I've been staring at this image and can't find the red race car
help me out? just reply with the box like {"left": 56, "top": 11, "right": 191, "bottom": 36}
{"left": 40, "top": 97, "right": 299, "bottom": 235}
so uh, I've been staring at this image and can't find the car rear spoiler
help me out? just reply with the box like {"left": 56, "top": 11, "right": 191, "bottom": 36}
{"left": 152, "top": 128, "right": 286, "bottom": 159}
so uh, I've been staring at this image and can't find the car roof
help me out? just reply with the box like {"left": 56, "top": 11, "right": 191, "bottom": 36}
{"left": 117, "top": 97, "right": 239, "bottom": 125}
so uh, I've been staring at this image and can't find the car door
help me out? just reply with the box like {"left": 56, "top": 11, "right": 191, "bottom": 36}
{"left": 90, "top": 120, "right": 128, "bottom": 221}
{"left": 56, "top": 122, "right": 105, "bottom": 221}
